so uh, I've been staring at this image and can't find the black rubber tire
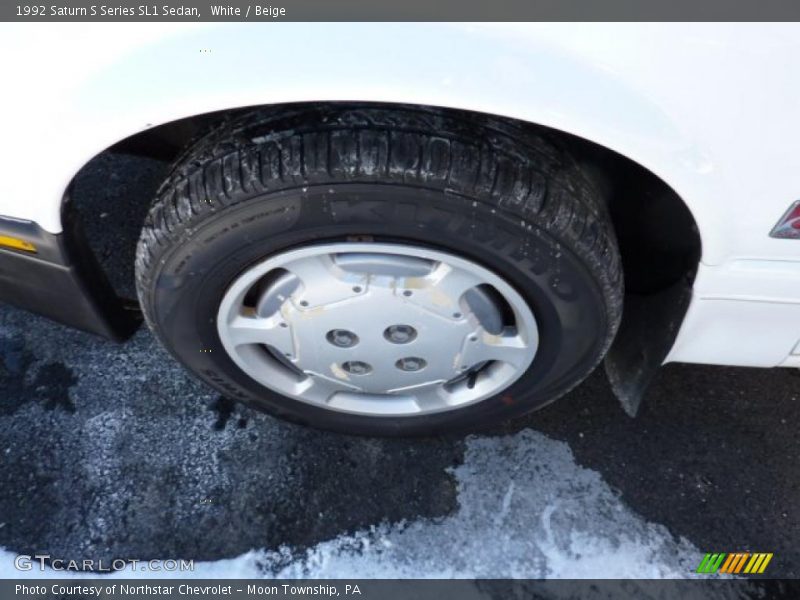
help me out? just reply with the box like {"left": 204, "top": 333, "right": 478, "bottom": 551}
{"left": 135, "top": 105, "right": 623, "bottom": 436}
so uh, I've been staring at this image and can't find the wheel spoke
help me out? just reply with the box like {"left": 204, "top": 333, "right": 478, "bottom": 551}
{"left": 296, "top": 374, "right": 354, "bottom": 402}
{"left": 285, "top": 254, "right": 339, "bottom": 288}
{"left": 412, "top": 387, "right": 450, "bottom": 411}
{"left": 227, "top": 316, "right": 287, "bottom": 348}
{"left": 478, "top": 336, "right": 531, "bottom": 369}
{"left": 426, "top": 262, "right": 483, "bottom": 300}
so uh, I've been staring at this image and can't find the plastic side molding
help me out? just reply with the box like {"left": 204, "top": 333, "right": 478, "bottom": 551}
{"left": 0, "top": 198, "right": 140, "bottom": 341}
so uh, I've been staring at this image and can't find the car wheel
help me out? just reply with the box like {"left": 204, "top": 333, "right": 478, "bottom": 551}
{"left": 135, "top": 105, "right": 622, "bottom": 436}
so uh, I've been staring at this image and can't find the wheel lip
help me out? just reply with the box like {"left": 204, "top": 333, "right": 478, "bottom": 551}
{"left": 216, "top": 242, "right": 539, "bottom": 417}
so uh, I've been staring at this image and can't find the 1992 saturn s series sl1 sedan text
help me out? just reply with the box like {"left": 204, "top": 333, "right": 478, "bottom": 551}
{"left": 1, "top": 23, "right": 798, "bottom": 435}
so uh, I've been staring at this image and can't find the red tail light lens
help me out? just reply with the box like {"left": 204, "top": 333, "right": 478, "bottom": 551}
{"left": 770, "top": 200, "right": 800, "bottom": 238}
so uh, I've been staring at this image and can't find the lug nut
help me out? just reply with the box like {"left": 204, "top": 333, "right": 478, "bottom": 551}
{"left": 396, "top": 357, "right": 427, "bottom": 372}
{"left": 342, "top": 361, "right": 372, "bottom": 375}
{"left": 327, "top": 329, "right": 359, "bottom": 348}
{"left": 384, "top": 324, "right": 417, "bottom": 344}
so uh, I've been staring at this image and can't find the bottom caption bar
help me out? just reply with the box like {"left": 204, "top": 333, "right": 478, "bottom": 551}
{"left": 4, "top": 579, "right": 798, "bottom": 599}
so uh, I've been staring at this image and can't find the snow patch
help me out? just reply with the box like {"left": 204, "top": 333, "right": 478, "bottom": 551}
{"left": 254, "top": 430, "right": 699, "bottom": 579}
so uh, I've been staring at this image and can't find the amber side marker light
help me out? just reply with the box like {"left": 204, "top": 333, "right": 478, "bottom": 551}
{"left": 0, "top": 235, "right": 37, "bottom": 253}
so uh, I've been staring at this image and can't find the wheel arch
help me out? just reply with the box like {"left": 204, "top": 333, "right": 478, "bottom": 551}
{"left": 71, "top": 100, "right": 701, "bottom": 299}
{"left": 45, "top": 24, "right": 709, "bottom": 245}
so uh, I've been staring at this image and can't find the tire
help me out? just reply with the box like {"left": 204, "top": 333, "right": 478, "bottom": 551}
{"left": 135, "top": 105, "right": 623, "bottom": 436}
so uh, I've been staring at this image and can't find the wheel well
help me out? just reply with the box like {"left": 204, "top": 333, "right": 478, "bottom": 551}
{"left": 69, "top": 101, "right": 701, "bottom": 303}
{"left": 560, "top": 134, "right": 701, "bottom": 295}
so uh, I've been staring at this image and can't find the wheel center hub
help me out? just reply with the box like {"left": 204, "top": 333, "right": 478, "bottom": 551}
{"left": 272, "top": 277, "right": 478, "bottom": 394}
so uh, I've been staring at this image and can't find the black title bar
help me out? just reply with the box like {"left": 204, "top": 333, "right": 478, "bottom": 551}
{"left": 4, "top": 0, "right": 800, "bottom": 21}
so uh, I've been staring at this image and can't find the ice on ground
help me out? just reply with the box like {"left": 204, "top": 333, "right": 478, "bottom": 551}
{"left": 256, "top": 430, "right": 699, "bottom": 579}
{"left": 2, "top": 429, "right": 704, "bottom": 583}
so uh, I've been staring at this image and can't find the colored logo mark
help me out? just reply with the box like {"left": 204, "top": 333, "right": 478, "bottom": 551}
{"left": 696, "top": 552, "right": 773, "bottom": 574}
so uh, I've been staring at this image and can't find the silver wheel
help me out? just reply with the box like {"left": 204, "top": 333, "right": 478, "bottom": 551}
{"left": 217, "top": 243, "right": 538, "bottom": 417}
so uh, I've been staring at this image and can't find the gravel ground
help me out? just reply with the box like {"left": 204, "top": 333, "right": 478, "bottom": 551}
{"left": 0, "top": 153, "right": 798, "bottom": 581}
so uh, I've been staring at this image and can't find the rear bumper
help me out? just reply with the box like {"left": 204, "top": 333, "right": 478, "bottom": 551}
{"left": 0, "top": 214, "right": 139, "bottom": 341}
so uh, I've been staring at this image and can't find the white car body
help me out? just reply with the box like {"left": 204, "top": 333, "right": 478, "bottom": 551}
{"left": 1, "top": 22, "right": 799, "bottom": 369}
